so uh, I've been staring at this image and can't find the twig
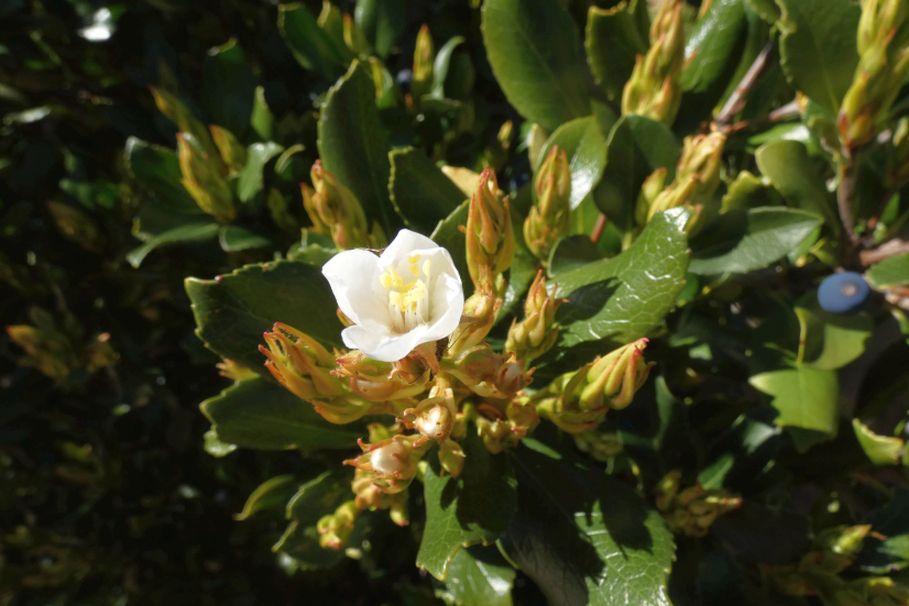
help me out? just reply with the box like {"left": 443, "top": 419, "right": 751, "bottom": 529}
{"left": 715, "top": 41, "right": 775, "bottom": 130}
{"left": 590, "top": 213, "right": 607, "bottom": 244}
{"left": 860, "top": 238, "right": 909, "bottom": 266}
{"left": 837, "top": 158, "right": 861, "bottom": 248}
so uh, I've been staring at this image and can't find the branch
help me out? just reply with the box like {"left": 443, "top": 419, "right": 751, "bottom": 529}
{"left": 860, "top": 238, "right": 909, "bottom": 266}
{"left": 715, "top": 42, "right": 775, "bottom": 130}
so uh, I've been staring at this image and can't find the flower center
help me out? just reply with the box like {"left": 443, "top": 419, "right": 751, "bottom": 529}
{"left": 380, "top": 255, "right": 432, "bottom": 333}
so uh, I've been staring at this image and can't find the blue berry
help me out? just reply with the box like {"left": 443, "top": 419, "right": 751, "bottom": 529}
{"left": 817, "top": 272, "right": 870, "bottom": 314}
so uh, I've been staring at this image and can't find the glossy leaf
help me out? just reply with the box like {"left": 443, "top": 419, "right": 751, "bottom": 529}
{"left": 235, "top": 475, "right": 297, "bottom": 521}
{"left": 318, "top": 61, "right": 393, "bottom": 231}
{"left": 185, "top": 259, "right": 343, "bottom": 372}
{"left": 777, "top": 0, "right": 860, "bottom": 114}
{"left": 201, "top": 39, "right": 256, "bottom": 138}
{"left": 388, "top": 147, "right": 465, "bottom": 233}
{"left": 481, "top": 0, "right": 591, "bottom": 131}
{"left": 504, "top": 440, "right": 675, "bottom": 606}
{"left": 440, "top": 546, "right": 515, "bottom": 606}
{"left": 201, "top": 378, "right": 360, "bottom": 451}
{"left": 431, "top": 200, "right": 470, "bottom": 287}
{"left": 585, "top": 2, "right": 648, "bottom": 102}
{"left": 416, "top": 435, "right": 517, "bottom": 580}
{"left": 689, "top": 207, "right": 821, "bottom": 275}
{"left": 218, "top": 225, "right": 272, "bottom": 252}
{"left": 795, "top": 306, "right": 872, "bottom": 370}
{"left": 538, "top": 116, "right": 609, "bottom": 210}
{"left": 749, "top": 367, "right": 839, "bottom": 436}
{"left": 852, "top": 419, "right": 904, "bottom": 466}
{"left": 237, "top": 142, "right": 283, "bottom": 202}
{"left": 354, "top": 0, "right": 404, "bottom": 58}
{"left": 127, "top": 222, "right": 219, "bottom": 268}
{"left": 278, "top": 3, "right": 352, "bottom": 80}
{"left": 681, "top": 0, "right": 747, "bottom": 93}
{"left": 555, "top": 211, "right": 690, "bottom": 348}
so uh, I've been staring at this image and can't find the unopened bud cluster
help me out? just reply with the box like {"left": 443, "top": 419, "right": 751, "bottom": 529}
{"left": 655, "top": 470, "right": 742, "bottom": 537}
{"left": 302, "top": 161, "right": 384, "bottom": 250}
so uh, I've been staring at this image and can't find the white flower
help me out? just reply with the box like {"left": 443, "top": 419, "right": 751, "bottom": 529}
{"left": 322, "top": 229, "right": 464, "bottom": 362}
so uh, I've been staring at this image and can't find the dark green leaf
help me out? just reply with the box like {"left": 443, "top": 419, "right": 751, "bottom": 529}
{"left": 185, "top": 259, "right": 343, "bottom": 372}
{"left": 278, "top": 3, "right": 352, "bottom": 80}
{"left": 681, "top": 0, "right": 747, "bottom": 93}
{"left": 318, "top": 61, "right": 393, "bottom": 231}
{"left": 689, "top": 207, "right": 821, "bottom": 275}
{"left": 776, "top": 0, "right": 860, "bottom": 114}
{"left": 503, "top": 441, "right": 675, "bottom": 606}
{"left": 388, "top": 147, "right": 465, "bottom": 233}
{"left": 548, "top": 235, "right": 600, "bottom": 276}
{"left": 218, "top": 225, "right": 272, "bottom": 252}
{"left": 286, "top": 470, "right": 353, "bottom": 526}
{"left": 555, "top": 210, "right": 690, "bottom": 348}
{"left": 795, "top": 306, "right": 872, "bottom": 370}
{"left": 431, "top": 200, "right": 469, "bottom": 287}
{"left": 235, "top": 475, "right": 297, "bottom": 521}
{"left": 440, "top": 546, "right": 515, "bottom": 606}
{"left": 201, "top": 39, "right": 256, "bottom": 138}
{"left": 237, "top": 142, "right": 283, "bottom": 202}
{"left": 201, "top": 378, "right": 360, "bottom": 451}
{"left": 481, "top": 0, "right": 591, "bottom": 131}
{"left": 538, "top": 116, "right": 609, "bottom": 209}
{"left": 127, "top": 222, "right": 220, "bottom": 268}
{"left": 354, "top": 0, "right": 405, "bottom": 57}
{"left": 585, "top": 2, "right": 648, "bottom": 102}
{"left": 416, "top": 434, "right": 517, "bottom": 580}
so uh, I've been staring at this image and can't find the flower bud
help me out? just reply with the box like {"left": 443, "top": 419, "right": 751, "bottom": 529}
{"left": 333, "top": 350, "right": 429, "bottom": 405}
{"left": 524, "top": 146, "right": 572, "bottom": 262}
{"left": 412, "top": 24, "right": 434, "bottom": 99}
{"left": 343, "top": 13, "right": 369, "bottom": 55}
{"left": 505, "top": 270, "right": 561, "bottom": 363}
{"left": 839, "top": 0, "right": 909, "bottom": 150}
{"left": 445, "top": 345, "right": 530, "bottom": 400}
{"left": 345, "top": 434, "right": 428, "bottom": 494}
{"left": 317, "top": 500, "right": 359, "bottom": 549}
{"left": 634, "top": 167, "right": 669, "bottom": 226}
{"left": 466, "top": 169, "right": 515, "bottom": 291}
{"left": 352, "top": 467, "right": 411, "bottom": 526}
{"left": 402, "top": 384, "right": 456, "bottom": 442}
{"left": 209, "top": 125, "right": 247, "bottom": 174}
{"left": 475, "top": 399, "right": 539, "bottom": 454}
{"left": 438, "top": 438, "right": 466, "bottom": 477}
{"left": 302, "top": 161, "right": 373, "bottom": 250}
{"left": 621, "top": 0, "right": 684, "bottom": 124}
{"left": 574, "top": 430, "right": 623, "bottom": 462}
{"left": 655, "top": 470, "right": 742, "bottom": 537}
{"left": 260, "top": 322, "right": 374, "bottom": 424}
{"left": 177, "top": 134, "right": 235, "bottom": 223}
{"left": 448, "top": 289, "right": 502, "bottom": 355}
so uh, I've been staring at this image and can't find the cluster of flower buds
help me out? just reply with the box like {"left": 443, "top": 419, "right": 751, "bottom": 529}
{"left": 260, "top": 322, "right": 378, "bottom": 424}
{"left": 655, "top": 470, "right": 742, "bottom": 538}
{"left": 506, "top": 271, "right": 561, "bottom": 364}
{"left": 524, "top": 146, "right": 572, "bottom": 263}
{"left": 302, "top": 161, "right": 383, "bottom": 250}
{"left": 474, "top": 399, "right": 539, "bottom": 454}
{"left": 839, "top": 0, "right": 909, "bottom": 152}
{"left": 316, "top": 500, "right": 359, "bottom": 550}
{"left": 465, "top": 168, "right": 515, "bottom": 293}
{"left": 621, "top": 0, "right": 685, "bottom": 124}
{"left": 448, "top": 289, "right": 501, "bottom": 356}
{"left": 573, "top": 429, "right": 623, "bottom": 462}
{"left": 444, "top": 345, "right": 530, "bottom": 400}
{"left": 345, "top": 431, "right": 429, "bottom": 494}
{"left": 536, "top": 339, "right": 652, "bottom": 433}
{"left": 640, "top": 132, "right": 726, "bottom": 229}
{"left": 333, "top": 350, "right": 430, "bottom": 407}
{"left": 177, "top": 133, "right": 235, "bottom": 223}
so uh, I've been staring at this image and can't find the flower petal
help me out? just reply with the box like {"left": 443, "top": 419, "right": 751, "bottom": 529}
{"left": 341, "top": 324, "right": 432, "bottom": 362}
{"left": 321, "top": 249, "right": 390, "bottom": 327}
{"left": 379, "top": 229, "right": 442, "bottom": 265}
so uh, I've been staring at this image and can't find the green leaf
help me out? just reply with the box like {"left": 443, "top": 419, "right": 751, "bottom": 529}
{"left": 755, "top": 139, "right": 839, "bottom": 233}
{"left": 125, "top": 137, "right": 205, "bottom": 236}
{"left": 439, "top": 546, "right": 515, "bottom": 606}
{"left": 481, "top": 0, "right": 591, "bottom": 131}
{"left": 388, "top": 147, "right": 465, "bottom": 234}
{"left": 776, "top": 0, "right": 860, "bottom": 114}
{"left": 251, "top": 86, "right": 275, "bottom": 140}
{"left": 749, "top": 367, "right": 839, "bottom": 436}
{"left": 689, "top": 207, "right": 821, "bottom": 275}
{"left": 201, "top": 39, "right": 256, "bottom": 138}
{"left": 126, "top": 222, "right": 220, "bottom": 268}
{"left": 504, "top": 441, "right": 675, "bottom": 606}
{"left": 237, "top": 142, "right": 283, "bottom": 203}
{"left": 416, "top": 434, "right": 517, "bottom": 580}
{"left": 852, "top": 419, "right": 904, "bottom": 466}
{"left": 235, "top": 475, "right": 297, "bottom": 521}
{"left": 218, "top": 225, "right": 272, "bottom": 252}
{"left": 746, "top": 0, "right": 780, "bottom": 23}
{"left": 185, "top": 259, "right": 343, "bottom": 372}
{"left": 585, "top": 2, "right": 648, "bottom": 102}
{"left": 318, "top": 60, "right": 393, "bottom": 231}
{"left": 867, "top": 252, "right": 909, "bottom": 288}
{"left": 538, "top": 116, "right": 609, "bottom": 210}
{"left": 201, "top": 378, "right": 360, "bottom": 451}
{"left": 549, "top": 235, "right": 600, "bottom": 276}
{"left": 278, "top": 3, "right": 352, "bottom": 80}
{"left": 431, "top": 200, "right": 470, "bottom": 287}
{"left": 681, "top": 0, "right": 747, "bottom": 93}
{"left": 595, "top": 115, "right": 680, "bottom": 231}
{"left": 795, "top": 306, "right": 872, "bottom": 370}
{"left": 354, "top": 0, "right": 404, "bottom": 58}
{"left": 286, "top": 470, "right": 353, "bottom": 526}
{"left": 555, "top": 211, "right": 690, "bottom": 348}
{"left": 431, "top": 36, "right": 471, "bottom": 100}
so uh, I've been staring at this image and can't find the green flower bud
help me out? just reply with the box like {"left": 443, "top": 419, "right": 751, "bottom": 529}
{"left": 260, "top": 322, "right": 374, "bottom": 424}
{"left": 301, "top": 161, "right": 374, "bottom": 250}
{"left": 352, "top": 467, "right": 410, "bottom": 526}
{"left": 317, "top": 500, "right": 359, "bottom": 550}
{"left": 465, "top": 168, "right": 515, "bottom": 291}
{"left": 573, "top": 430, "right": 623, "bottom": 462}
{"left": 438, "top": 438, "right": 466, "bottom": 477}
{"left": 208, "top": 125, "right": 247, "bottom": 174}
{"left": 839, "top": 0, "right": 909, "bottom": 150}
{"left": 621, "top": 0, "right": 685, "bottom": 124}
{"left": 445, "top": 345, "right": 530, "bottom": 400}
{"left": 655, "top": 470, "right": 742, "bottom": 537}
{"left": 333, "top": 350, "right": 430, "bottom": 405}
{"left": 345, "top": 434, "right": 428, "bottom": 494}
{"left": 449, "top": 289, "right": 501, "bottom": 355}
{"left": 524, "top": 146, "right": 572, "bottom": 262}
{"left": 177, "top": 133, "right": 235, "bottom": 223}
{"left": 412, "top": 24, "right": 434, "bottom": 99}
{"left": 475, "top": 399, "right": 539, "bottom": 454}
{"left": 505, "top": 270, "right": 561, "bottom": 363}
{"left": 342, "top": 13, "right": 370, "bottom": 55}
